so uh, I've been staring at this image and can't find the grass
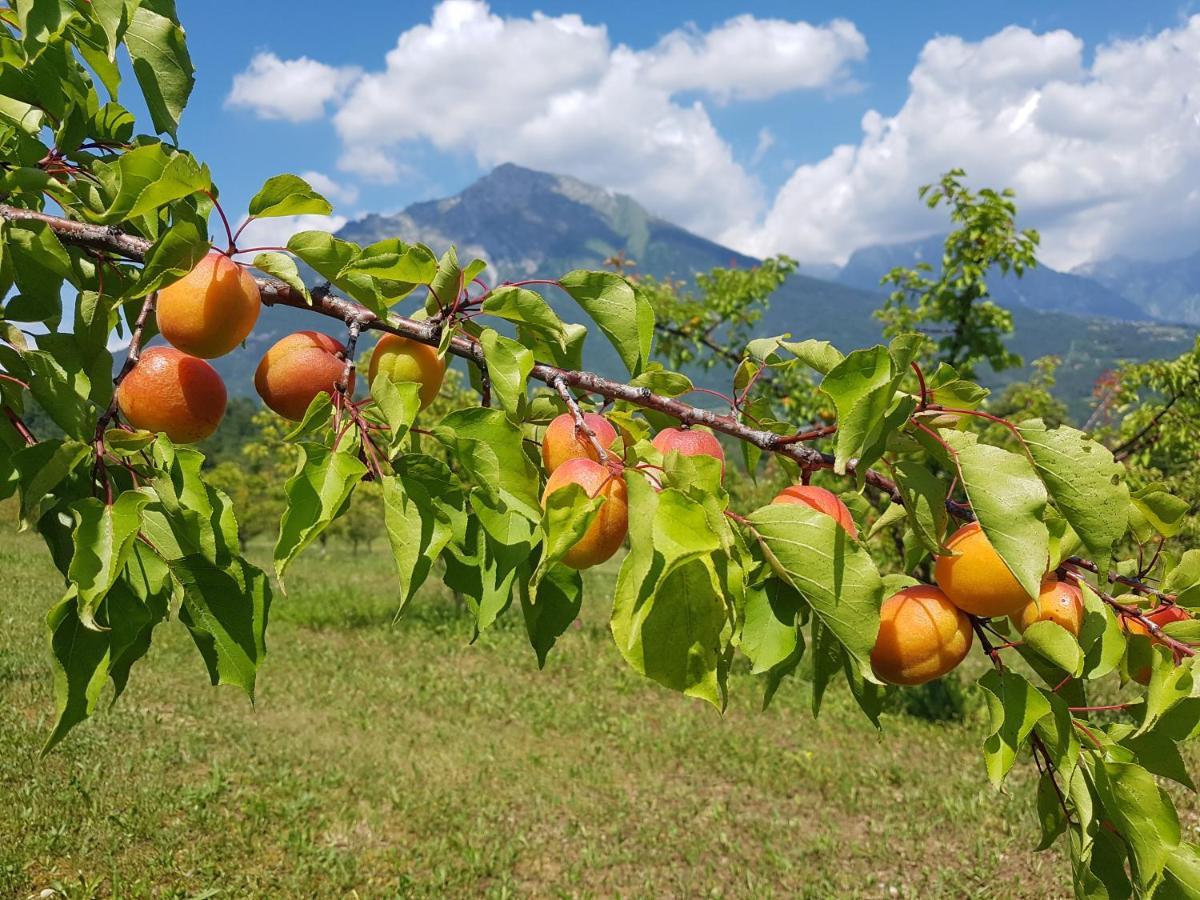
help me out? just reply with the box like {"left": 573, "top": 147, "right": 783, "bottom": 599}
{"left": 0, "top": 521, "right": 1186, "bottom": 898}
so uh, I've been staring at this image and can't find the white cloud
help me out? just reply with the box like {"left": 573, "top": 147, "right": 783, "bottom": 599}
{"left": 227, "top": 52, "right": 359, "bottom": 122}
{"left": 742, "top": 17, "right": 1200, "bottom": 268}
{"left": 299, "top": 170, "right": 359, "bottom": 207}
{"left": 232, "top": 214, "right": 348, "bottom": 254}
{"left": 229, "top": 1, "right": 864, "bottom": 240}
{"left": 641, "top": 15, "right": 867, "bottom": 101}
{"left": 751, "top": 127, "right": 775, "bottom": 166}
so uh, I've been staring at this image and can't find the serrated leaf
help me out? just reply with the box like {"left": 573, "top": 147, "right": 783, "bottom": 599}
{"left": 381, "top": 456, "right": 461, "bottom": 615}
{"left": 977, "top": 670, "right": 1051, "bottom": 786}
{"left": 559, "top": 269, "right": 650, "bottom": 376}
{"left": 518, "top": 561, "right": 583, "bottom": 668}
{"left": 436, "top": 407, "right": 540, "bottom": 520}
{"left": 480, "top": 328, "right": 533, "bottom": 419}
{"left": 369, "top": 373, "right": 421, "bottom": 457}
{"left": 944, "top": 430, "right": 1048, "bottom": 602}
{"left": 171, "top": 554, "right": 271, "bottom": 698}
{"left": 93, "top": 143, "right": 209, "bottom": 223}
{"left": 130, "top": 207, "right": 209, "bottom": 298}
{"left": 42, "top": 590, "right": 111, "bottom": 753}
{"left": 778, "top": 338, "right": 844, "bottom": 375}
{"left": 890, "top": 459, "right": 948, "bottom": 553}
{"left": 740, "top": 579, "right": 803, "bottom": 674}
{"left": 1094, "top": 760, "right": 1181, "bottom": 892}
{"left": 274, "top": 444, "right": 367, "bottom": 581}
{"left": 747, "top": 502, "right": 883, "bottom": 676}
{"left": 1130, "top": 484, "right": 1190, "bottom": 540}
{"left": 252, "top": 251, "right": 309, "bottom": 302}
{"left": 1023, "top": 620, "right": 1083, "bottom": 676}
{"left": 481, "top": 286, "right": 567, "bottom": 348}
{"left": 248, "top": 173, "right": 332, "bottom": 218}
{"left": 68, "top": 490, "right": 152, "bottom": 630}
{"left": 820, "top": 345, "right": 896, "bottom": 474}
{"left": 125, "top": 0, "right": 194, "bottom": 139}
{"left": 1017, "top": 419, "right": 1128, "bottom": 577}
{"left": 1164, "top": 550, "right": 1200, "bottom": 609}
{"left": 1079, "top": 582, "right": 1125, "bottom": 680}
{"left": 12, "top": 438, "right": 90, "bottom": 529}
{"left": 1034, "top": 773, "right": 1068, "bottom": 850}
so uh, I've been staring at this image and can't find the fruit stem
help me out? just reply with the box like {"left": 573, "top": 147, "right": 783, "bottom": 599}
{"left": 552, "top": 376, "right": 608, "bottom": 464}
{"left": 201, "top": 190, "right": 237, "bottom": 254}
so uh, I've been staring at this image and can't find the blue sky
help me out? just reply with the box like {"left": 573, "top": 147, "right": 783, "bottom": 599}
{"left": 175, "top": 1, "right": 1199, "bottom": 269}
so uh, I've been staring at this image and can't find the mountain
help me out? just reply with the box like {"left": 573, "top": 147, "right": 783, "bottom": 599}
{"left": 211, "top": 164, "right": 1194, "bottom": 421}
{"left": 837, "top": 234, "right": 1147, "bottom": 321}
{"left": 1076, "top": 251, "right": 1200, "bottom": 325}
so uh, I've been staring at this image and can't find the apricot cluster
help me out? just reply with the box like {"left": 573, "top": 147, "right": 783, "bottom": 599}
{"left": 117, "top": 253, "right": 452, "bottom": 442}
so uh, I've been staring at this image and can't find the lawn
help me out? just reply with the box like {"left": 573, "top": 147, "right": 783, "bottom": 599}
{"left": 0, "top": 517, "right": 1165, "bottom": 898}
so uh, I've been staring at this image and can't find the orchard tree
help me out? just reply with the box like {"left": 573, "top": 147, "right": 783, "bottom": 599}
{"left": 2, "top": 7, "right": 1200, "bottom": 896}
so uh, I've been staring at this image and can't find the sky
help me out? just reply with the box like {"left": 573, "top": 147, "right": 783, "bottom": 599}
{"left": 177, "top": 0, "right": 1200, "bottom": 271}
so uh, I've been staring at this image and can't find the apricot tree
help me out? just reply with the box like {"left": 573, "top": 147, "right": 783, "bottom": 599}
{"left": 1, "top": 6, "right": 1199, "bottom": 896}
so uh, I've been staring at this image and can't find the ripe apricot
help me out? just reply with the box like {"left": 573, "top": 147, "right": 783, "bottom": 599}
{"left": 934, "top": 521, "right": 1032, "bottom": 618}
{"left": 368, "top": 334, "right": 446, "bottom": 410}
{"left": 116, "top": 346, "right": 226, "bottom": 443}
{"left": 652, "top": 426, "right": 724, "bottom": 474}
{"left": 542, "top": 412, "right": 617, "bottom": 474}
{"left": 541, "top": 458, "right": 628, "bottom": 569}
{"left": 1011, "top": 576, "right": 1084, "bottom": 636}
{"left": 871, "top": 585, "right": 974, "bottom": 685}
{"left": 254, "top": 331, "right": 349, "bottom": 421}
{"left": 156, "top": 251, "right": 260, "bottom": 358}
{"left": 1123, "top": 605, "right": 1191, "bottom": 684}
{"left": 772, "top": 484, "right": 858, "bottom": 539}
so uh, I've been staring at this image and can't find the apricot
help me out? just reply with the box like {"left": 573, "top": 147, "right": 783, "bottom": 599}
{"left": 368, "top": 334, "right": 446, "bottom": 410}
{"left": 934, "top": 521, "right": 1032, "bottom": 618}
{"left": 542, "top": 412, "right": 617, "bottom": 474}
{"left": 156, "top": 251, "right": 260, "bottom": 358}
{"left": 115, "top": 346, "right": 226, "bottom": 443}
{"left": 651, "top": 426, "right": 724, "bottom": 474}
{"left": 1011, "top": 576, "right": 1084, "bottom": 636}
{"left": 870, "top": 585, "right": 974, "bottom": 685}
{"left": 1123, "top": 605, "right": 1191, "bottom": 684}
{"left": 254, "top": 331, "right": 349, "bottom": 421}
{"left": 772, "top": 484, "right": 858, "bottom": 539}
{"left": 541, "top": 458, "right": 628, "bottom": 570}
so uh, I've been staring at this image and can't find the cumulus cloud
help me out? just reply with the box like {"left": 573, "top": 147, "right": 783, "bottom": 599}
{"left": 228, "top": 1, "right": 864, "bottom": 240}
{"left": 227, "top": 52, "right": 359, "bottom": 122}
{"left": 741, "top": 18, "right": 1200, "bottom": 268}
{"left": 233, "top": 213, "right": 349, "bottom": 254}
{"left": 299, "top": 171, "right": 359, "bottom": 207}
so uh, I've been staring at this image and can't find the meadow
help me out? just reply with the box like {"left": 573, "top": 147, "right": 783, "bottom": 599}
{"left": 1, "top": 515, "right": 1184, "bottom": 899}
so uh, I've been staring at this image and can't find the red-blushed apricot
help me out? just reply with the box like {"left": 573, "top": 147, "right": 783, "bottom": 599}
{"left": 254, "top": 331, "right": 349, "bottom": 421}
{"left": 1123, "top": 605, "right": 1191, "bottom": 684}
{"left": 541, "top": 412, "right": 617, "bottom": 474}
{"left": 115, "top": 346, "right": 226, "bottom": 443}
{"left": 1011, "top": 576, "right": 1084, "bottom": 636}
{"left": 870, "top": 585, "right": 974, "bottom": 686}
{"left": 156, "top": 251, "right": 260, "bottom": 359}
{"left": 541, "top": 458, "right": 628, "bottom": 570}
{"left": 934, "top": 521, "right": 1032, "bottom": 618}
{"left": 651, "top": 426, "right": 725, "bottom": 475}
{"left": 368, "top": 334, "right": 446, "bottom": 410}
{"left": 772, "top": 484, "right": 858, "bottom": 539}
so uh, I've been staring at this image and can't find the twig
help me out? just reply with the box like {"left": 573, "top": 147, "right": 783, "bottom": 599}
{"left": 3, "top": 405, "right": 36, "bottom": 445}
{"left": 1061, "top": 569, "right": 1194, "bottom": 658}
{"left": 1063, "top": 557, "right": 1175, "bottom": 603}
{"left": 552, "top": 376, "right": 608, "bottom": 464}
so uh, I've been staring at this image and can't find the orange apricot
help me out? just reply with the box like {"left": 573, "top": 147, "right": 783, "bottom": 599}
{"left": 541, "top": 458, "right": 628, "bottom": 569}
{"left": 934, "top": 521, "right": 1032, "bottom": 618}
{"left": 541, "top": 412, "right": 617, "bottom": 474}
{"left": 870, "top": 585, "right": 974, "bottom": 685}
{"left": 115, "top": 346, "right": 226, "bottom": 443}
{"left": 651, "top": 426, "right": 724, "bottom": 474}
{"left": 1011, "top": 576, "right": 1084, "bottom": 636}
{"left": 368, "top": 334, "right": 446, "bottom": 410}
{"left": 156, "top": 251, "right": 260, "bottom": 358}
{"left": 254, "top": 331, "right": 350, "bottom": 421}
{"left": 772, "top": 484, "right": 858, "bottom": 539}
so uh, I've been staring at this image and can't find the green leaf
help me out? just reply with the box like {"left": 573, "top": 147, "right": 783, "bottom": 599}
{"left": 1160, "top": 843, "right": 1200, "bottom": 899}
{"left": 1164, "top": 550, "right": 1200, "bottom": 609}
{"left": 890, "top": 459, "right": 948, "bottom": 554}
{"left": 1034, "top": 773, "right": 1068, "bottom": 850}
{"left": 381, "top": 455, "right": 462, "bottom": 614}
{"left": 94, "top": 143, "right": 209, "bottom": 223}
{"left": 747, "top": 502, "right": 883, "bottom": 676}
{"left": 125, "top": 0, "right": 194, "bottom": 139}
{"left": 342, "top": 245, "right": 437, "bottom": 286}
{"left": 1016, "top": 419, "right": 1128, "bottom": 576}
{"left": 820, "top": 345, "right": 896, "bottom": 474}
{"left": 977, "top": 669, "right": 1051, "bottom": 786}
{"left": 171, "top": 554, "right": 271, "bottom": 698}
{"left": 480, "top": 328, "right": 533, "bottom": 419}
{"left": 1023, "top": 620, "right": 1083, "bottom": 676}
{"left": 42, "top": 590, "right": 111, "bottom": 753}
{"left": 68, "top": 490, "right": 153, "bottom": 630}
{"left": 1094, "top": 760, "right": 1180, "bottom": 892}
{"left": 1130, "top": 484, "right": 1190, "bottom": 540}
{"left": 944, "top": 430, "right": 1048, "bottom": 602}
{"left": 12, "top": 438, "right": 90, "bottom": 529}
{"left": 559, "top": 270, "right": 651, "bottom": 376}
{"left": 481, "top": 286, "right": 566, "bottom": 348}
{"left": 778, "top": 338, "right": 844, "bottom": 375}
{"left": 436, "top": 408, "right": 540, "bottom": 520}
{"left": 252, "top": 251, "right": 309, "bottom": 302}
{"left": 142, "top": 440, "right": 240, "bottom": 563}
{"left": 369, "top": 373, "right": 421, "bottom": 458}
{"left": 630, "top": 367, "right": 693, "bottom": 398}
{"left": 273, "top": 444, "right": 367, "bottom": 581}
{"left": 1079, "top": 582, "right": 1125, "bottom": 680}
{"left": 532, "top": 481, "right": 604, "bottom": 588}
{"left": 740, "top": 579, "right": 803, "bottom": 674}
{"left": 1121, "top": 730, "right": 1193, "bottom": 790}
{"left": 21, "top": 348, "right": 95, "bottom": 438}
{"left": 248, "top": 174, "right": 332, "bottom": 218}
{"left": 518, "top": 562, "right": 583, "bottom": 668}
{"left": 130, "top": 207, "right": 209, "bottom": 297}
{"left": 443, "top": 518, "right": 523, "bottom": 638}
{"left": 1139, "top": 656, "right": 1197, "bottom": 737}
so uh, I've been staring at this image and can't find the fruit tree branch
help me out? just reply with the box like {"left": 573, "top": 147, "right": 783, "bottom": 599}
{"left": 551, "top": 375, "right": 609, "bottom": 464}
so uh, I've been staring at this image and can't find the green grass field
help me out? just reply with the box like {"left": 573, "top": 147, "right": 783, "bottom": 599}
{"left": 2, "top": 518, "right": 1188, "bottom": 899}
